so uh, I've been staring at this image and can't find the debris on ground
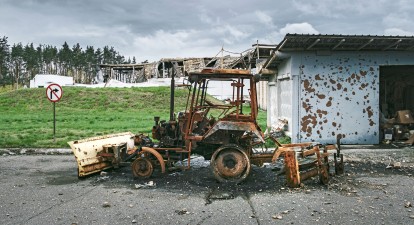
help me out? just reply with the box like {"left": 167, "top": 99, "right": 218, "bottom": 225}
{"left": 394, "top": 162, "right": 402, "bottom": 169}
{"left": 272, "top": 214, "right": 283, "bottom": 220}
{"left": 175, "top": 209, "right": 190, "bottom": 215}
{"left": 100, "top": 171, "right": 108, "bottom": 176}
{"left": 135, "top": 181, "right": 156, "bottom": 189}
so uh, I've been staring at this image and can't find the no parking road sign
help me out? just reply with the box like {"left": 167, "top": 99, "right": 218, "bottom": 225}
{"left": 46, "top": 83, "right": 63, "bottom": 102}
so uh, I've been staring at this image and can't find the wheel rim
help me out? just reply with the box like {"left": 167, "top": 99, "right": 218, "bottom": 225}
{"left": 211, "top": 145, "right": 251, "bottom": 183}
{"left": 131, "top": 158, "right": 154, "bottom": 178}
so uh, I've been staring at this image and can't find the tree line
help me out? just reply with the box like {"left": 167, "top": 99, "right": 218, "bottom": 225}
{"left": 0, "top": 35, "right": 136, "bottom": 88}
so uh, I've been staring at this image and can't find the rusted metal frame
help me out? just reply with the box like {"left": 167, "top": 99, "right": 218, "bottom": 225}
{"left": 153, "top": 147, "right": 186, "bottom": 151}
{"left": 268, "top": 135, "right": 283, "bottom": 147}
{"left": 220, "top": 114, "right": 254, "bottom": 122}
{"left": 185, "top": 141, "right": 192, "bottom": 169}
{"left": 199, "top": 79, "right": 207, "bottom": 107}
{"left": 232, "top": 80, "right": 236, "bottom": 106}
{"left": 334, "top": 153, "right": 344, "bottom": 175}
{"left": 170, "top": 69, "right": 175, "bottom": 121}
{"left": 185, "top": 81, "right": 198, "bottom": 139}
{"left": 250, "top": 153, "right": 273, "bottom": 166}
{"left": 334, "top": 138, "right": 344, "bottom": 175}
{"left": 97, "top": 153, "right": 114, "bottom": 157}
{"left": 141, "top": 147, "right": 166, "bottom": 174}
{"left": 273, "top": 145, "right": 331, "bottom": 187}
{"left": 240, "top": 78, "right": 244, "bottom": 115}
{"left": 271, "top": 146, "right": 293, "bottom": 162}
{"left": 298, "top": 160, "right": 318, "bottom": 170}
{"left": 284, "top": 150, "right": 300, "bottom": 187}
{"left": 301, "top": 147, "right": 317, "bottom": 157}
{"left": 184, "top": 82, "right": 192, "bottom": 112}
{"left": 250, "top": 77, "right": 258, "bottom": 120}
{"left": 280, "top": 142, "right": 314, "bottom": 148}
{"left": 217, "top": 106, "right": 233, "bottom": 119}
{"left": 183, "top": 79, "right": 206, "bottom": 169}
{"left": 199, "top": 105, "right": 234, "bottom": 110}
{"left": 183, "top": 82, "right": 199, "bottom": 168}
{"left": 324, "top": 144, "right": 337, "bottom": 150}
{"left": 322, "top": 147, "right": 329, "bottom": 173}
{"left": 314, "top": 146, "right": 329, "bottom": 184}
{"left": 299, "top": 168, "right": 319, "bottom": 181}
{"left": 195, "top": 80, "right": 203, "bottom": 110}
{"left": 235, "top": 78, "right": 241, "bottom": 119}
{"left": 299, "top": 146, "right": 329, "bottom": 183}
{"left": 81, "top": 162, "right": 112, "bottom": 176}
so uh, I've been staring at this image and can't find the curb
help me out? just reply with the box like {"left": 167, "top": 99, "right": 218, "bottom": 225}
{"left": 0, "top": 148, "right": 72, "bottom": 156}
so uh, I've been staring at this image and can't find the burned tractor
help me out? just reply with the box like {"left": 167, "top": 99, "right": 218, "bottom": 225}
{"left": 69, "top": 68, "right": 343, "bottom": 186}
{"left": 147, "top": 68, "right": 265, "bottom": 183}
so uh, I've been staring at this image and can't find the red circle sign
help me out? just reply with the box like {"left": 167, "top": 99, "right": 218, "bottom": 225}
{"left": 46, "top": 83, "right": 63, "bottom": 102}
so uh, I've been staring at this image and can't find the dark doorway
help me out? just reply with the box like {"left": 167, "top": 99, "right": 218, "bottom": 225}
{"left": 379, "top": 65, "right": 414, "bottom": 118}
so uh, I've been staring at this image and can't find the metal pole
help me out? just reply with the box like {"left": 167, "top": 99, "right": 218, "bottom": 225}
{"left": 53, "top": 102, "right": 56, "bottom": 142}
{"left": 170, "top": 65, "right": 175, "bottom": 121}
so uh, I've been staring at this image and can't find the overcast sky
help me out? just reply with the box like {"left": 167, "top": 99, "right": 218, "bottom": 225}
{"left": 1, "top": 0, "right": 413, "bottom": 62}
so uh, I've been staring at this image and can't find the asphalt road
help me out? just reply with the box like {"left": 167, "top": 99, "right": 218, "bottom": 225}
{"left": 0, "top": 146, "right": 414, "bottom": 225}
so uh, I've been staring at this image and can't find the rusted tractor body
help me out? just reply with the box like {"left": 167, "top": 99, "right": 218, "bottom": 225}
{"left": 145, "top": 68, "right": 265, "bottom": 183}
{"left": 68, "top": 68, "right": 343, "bottom": 185}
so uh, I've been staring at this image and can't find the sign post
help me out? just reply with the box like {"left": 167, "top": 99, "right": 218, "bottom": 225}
{"left": 46, "top": 83, "right": 63, "bottom": 142}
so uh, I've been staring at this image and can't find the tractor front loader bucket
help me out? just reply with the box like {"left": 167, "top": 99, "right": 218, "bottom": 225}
{"left": 68, "top": 132, "right": 135, "bottom": 177}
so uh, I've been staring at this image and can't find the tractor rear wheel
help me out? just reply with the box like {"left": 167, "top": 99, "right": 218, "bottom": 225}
{"left": 210, "top": 144, "right": 251, "bottom": 183}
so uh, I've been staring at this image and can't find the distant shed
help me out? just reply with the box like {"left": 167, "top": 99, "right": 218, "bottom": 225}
{"left": 30, "top": 74, "right": 74, "bottom": 88}
{"left": 260, "top": 34, "right": 414, "bottom": 144}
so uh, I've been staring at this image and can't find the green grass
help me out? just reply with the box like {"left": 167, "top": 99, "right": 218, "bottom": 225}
{"left": 0, "top": 84, "right": 22, "bottom": 94}
{"left": 0, "top": 87, "right": 271, "bottom": 148}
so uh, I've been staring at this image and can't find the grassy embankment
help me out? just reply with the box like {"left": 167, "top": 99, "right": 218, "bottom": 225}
{"left": 0, "top": 86, "right": 272, "bottom": 148}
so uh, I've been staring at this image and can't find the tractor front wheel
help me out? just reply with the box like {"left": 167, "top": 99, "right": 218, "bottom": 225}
{"left": 131, "top": 157, "right": 154, "bottom": 178}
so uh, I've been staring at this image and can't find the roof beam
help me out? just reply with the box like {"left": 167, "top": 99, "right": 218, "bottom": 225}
{"left": 307, "top": 39, "right": 320, "bottom": 50}
{"left": 332, "top": 39, "right": 345, "bottom": 50}
{"left": 406, "top": 45, "right": 414, "bottom": 50}
{"left": 358, "top": 39, "right": 374, "bottom": 50}
{"left": 276, "top": 38, "right": 288, "bottom": 50}
{"left": 383, "top": 39, "right": 402, "bottom": 50}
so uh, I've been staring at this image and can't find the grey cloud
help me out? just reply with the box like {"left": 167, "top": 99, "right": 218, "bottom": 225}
{"left": 1, "top": 0, "right": 413, "bottom": 61}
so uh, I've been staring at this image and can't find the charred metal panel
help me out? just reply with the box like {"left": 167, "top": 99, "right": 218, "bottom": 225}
{"left": 202, "top": 120, "right": 264, "bottom": 145}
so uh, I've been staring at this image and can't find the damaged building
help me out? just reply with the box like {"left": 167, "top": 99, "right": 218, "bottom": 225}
{"left": 259, "top": 34, "right": 414, "bottom": 144}
{"left": 98, "top": 59, "right": 199, "bottom": 83}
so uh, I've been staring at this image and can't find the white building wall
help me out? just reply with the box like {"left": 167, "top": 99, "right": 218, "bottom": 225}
{"left": 30, "top": 74, "right": 74, "bottom": 88}
{"left": 256, "top": 81, "right": 268, "bottom": 110}
{"left": 272, "top": 51, "right": 414, "bottom": 144}
{"left": 268, "top": 58, "right": 293, "bottom": 134}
